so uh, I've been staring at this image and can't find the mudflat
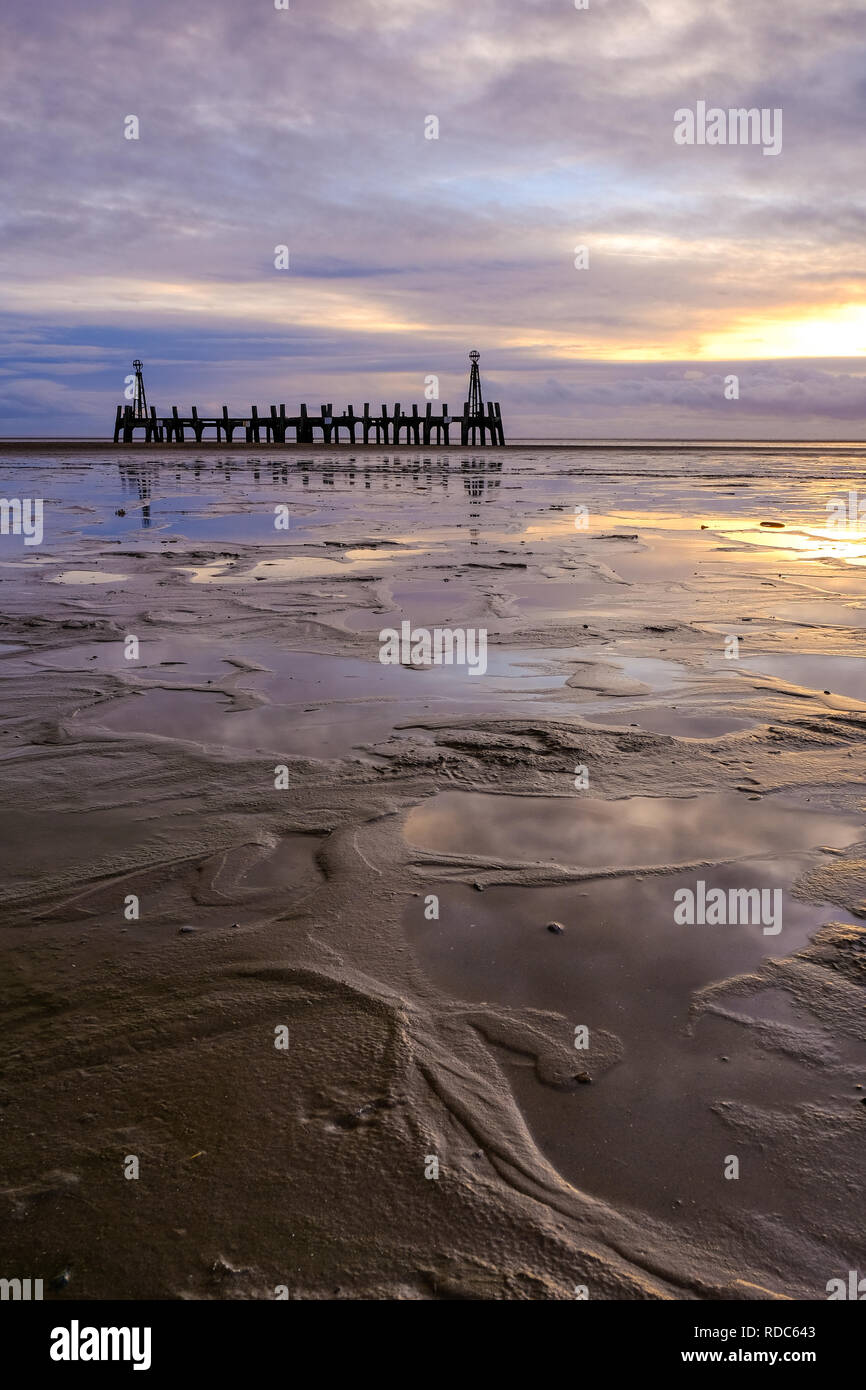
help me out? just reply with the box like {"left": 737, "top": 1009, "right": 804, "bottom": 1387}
{"left": 1, "top": 445, "right": 864, "bottom": 1300}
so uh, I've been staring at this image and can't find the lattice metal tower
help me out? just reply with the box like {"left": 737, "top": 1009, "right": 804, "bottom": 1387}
{"left": 132, "top": 359, "right": 148, "bottom": 419}
{"left": 467, "top": 349, "right": 484, "bottom": 417}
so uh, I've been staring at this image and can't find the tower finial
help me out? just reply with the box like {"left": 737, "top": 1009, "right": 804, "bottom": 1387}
{"left": 467, "top": 349, "right": 483, "bottom": 417}
{"left": 132, "top": 359, "right": 148, "bottom": 419}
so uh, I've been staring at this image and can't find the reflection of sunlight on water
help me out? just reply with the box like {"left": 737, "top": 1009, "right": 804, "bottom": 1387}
{"left": 179, "top": 547, "right": 432, "bottom": 583}
{"left": 343, "top": 546, "right": 431, "bottom": 563}
{"left": 522, "top": 510, "right": 726, "bottom": 539}
{"left": 722, "top": 526, "right": 866, "bottom": 564}
{"left": 519, "top": 507, "right": 866, "bottom": 569}
{"left": 802, "top": 527, "right": 866, "bottom": 542}
{"left": 525, "top": 511, "right": 817, "bottom": 539}
{"left": 51, "top": 569, "right": 129, "bottom": 584}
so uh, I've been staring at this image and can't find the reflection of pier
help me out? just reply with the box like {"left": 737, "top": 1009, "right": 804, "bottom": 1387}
{"left": 118, "top": 460, "right": 155, "bottom": 527}
{"left": 115, "top": 455, "right": 501, "bottom": 525}
{"left": 113, "top": 351, "right": 505, "bottom": 446}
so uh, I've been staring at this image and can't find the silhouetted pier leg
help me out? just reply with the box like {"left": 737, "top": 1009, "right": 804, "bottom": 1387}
{"left": 320, "top": 405, "right": 336, "bottom": 444}
{"left": 113, "top": 405, "right": 123, "bottom": 443}
{"left": 297, "top": 403, "right": 313, "bottom": 443}
{"left": 191, "top": 406, "right": 204, "bottom": 443}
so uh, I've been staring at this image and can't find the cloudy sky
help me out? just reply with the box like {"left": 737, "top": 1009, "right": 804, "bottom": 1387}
{"left": 1, "top": 0, "right": 865, "bottom": 438}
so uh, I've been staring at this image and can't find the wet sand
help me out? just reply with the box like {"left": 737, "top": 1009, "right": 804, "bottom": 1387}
{"left": 1, "top": 446, "right": 864, "bottom": 1299}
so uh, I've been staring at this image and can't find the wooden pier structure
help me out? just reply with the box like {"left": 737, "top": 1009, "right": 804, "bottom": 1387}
{"left": 114, "top": 398, "right": 505, "bottom": 447}
{"left": 113, "top": 352, "right": 505, "bottom": 447}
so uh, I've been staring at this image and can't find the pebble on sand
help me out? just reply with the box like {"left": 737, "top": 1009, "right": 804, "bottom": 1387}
{"left": 546, "top": 921, "right": 565, "bottom": 934}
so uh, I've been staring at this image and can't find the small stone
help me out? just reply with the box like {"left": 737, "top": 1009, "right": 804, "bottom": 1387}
{"left": 474, "top": 881, "right": 484, "bottom": 892}
{"left": 574, "top": 1071, "right": 592, "bottom": 1084}
{"left": 178, "top": 926, "right": 196, "bottom": 935}
{"left": 546, "top": 921, "right": 565, "bottom": 934}
{"left": 720, "top": 1055, "right": 730, "bottom": 1062}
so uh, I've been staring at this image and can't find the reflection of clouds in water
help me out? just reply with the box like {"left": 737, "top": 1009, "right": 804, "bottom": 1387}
{"left": 739, "top": 654, "right": 866, "bottom": 703}
{"left": 404, "top": 789, "right": 863, "bottom": 869}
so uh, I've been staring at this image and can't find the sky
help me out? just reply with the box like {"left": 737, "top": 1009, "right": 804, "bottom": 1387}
{"left": 1, "top": 0, "right": 865, "bottom": 439}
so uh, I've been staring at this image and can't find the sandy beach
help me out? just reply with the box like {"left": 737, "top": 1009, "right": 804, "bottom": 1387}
{"left": 1, "top": 444, "right": 864, "bottom": 1300}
